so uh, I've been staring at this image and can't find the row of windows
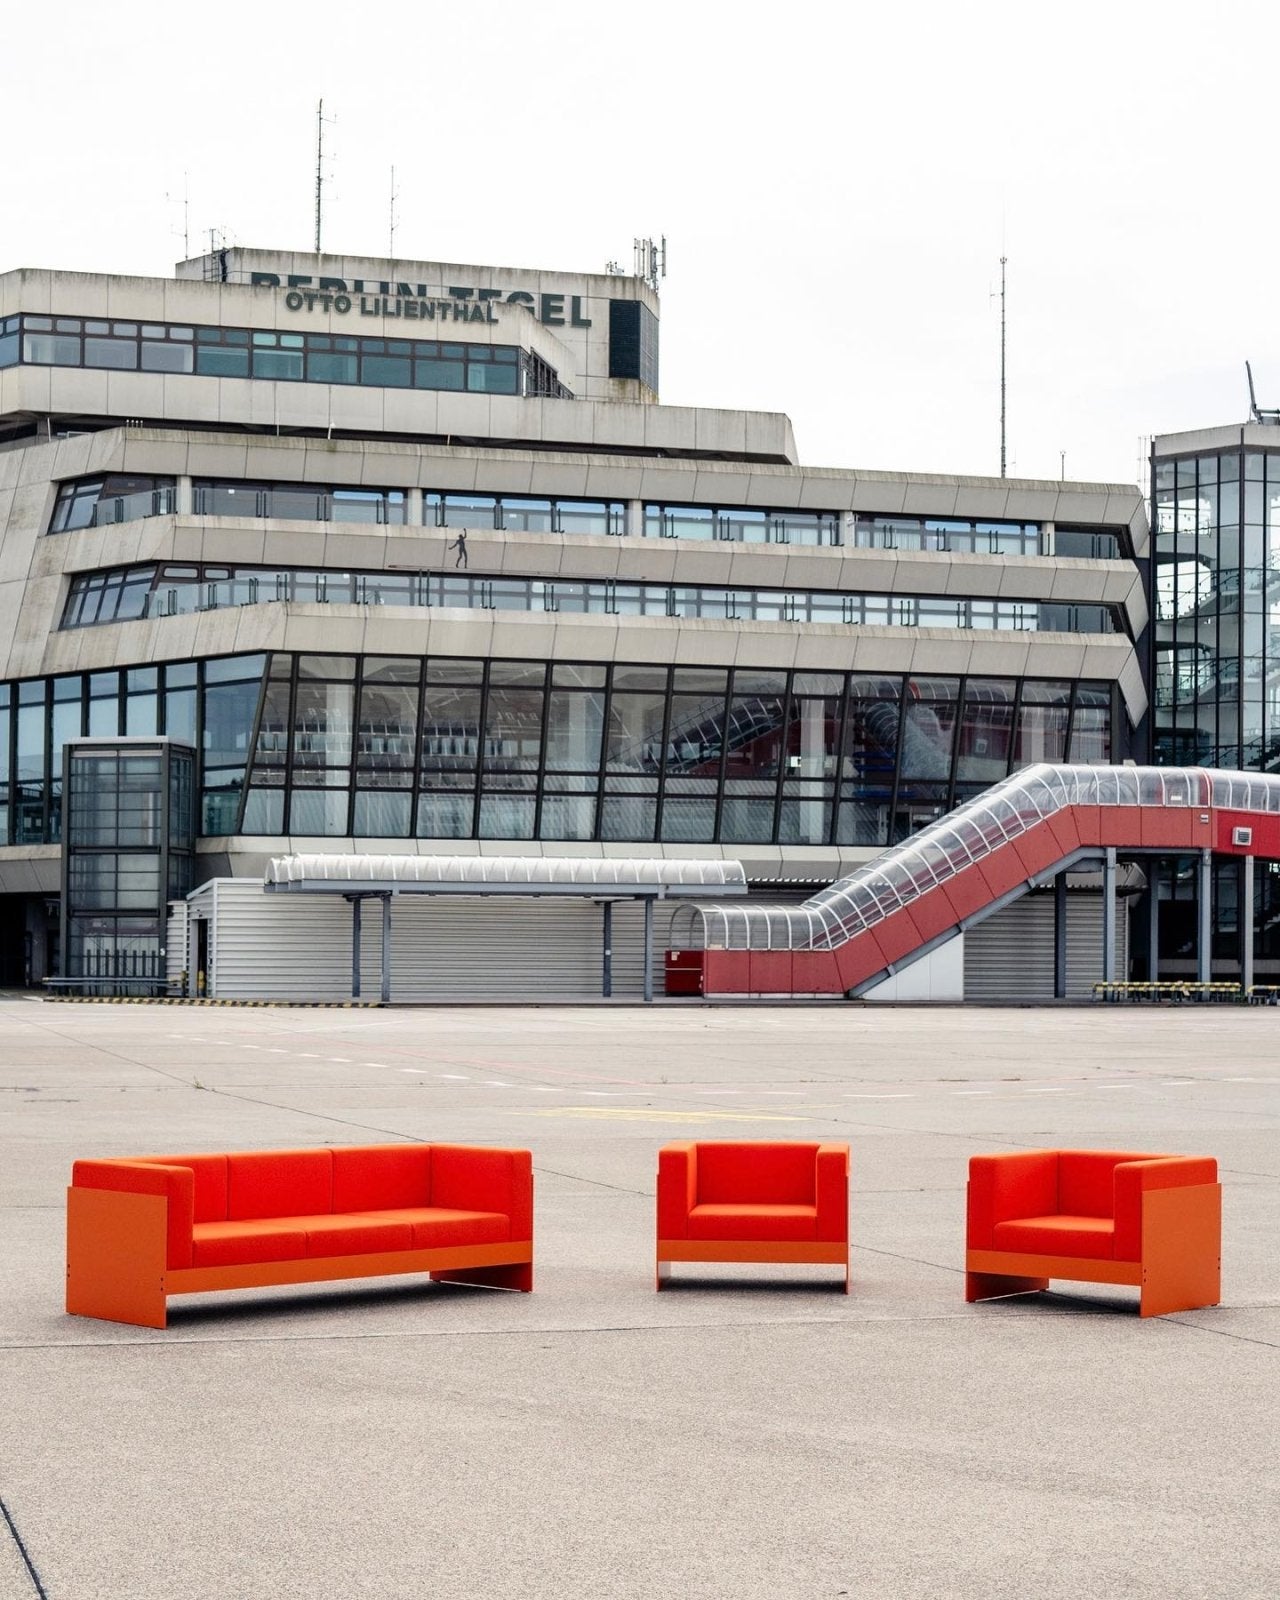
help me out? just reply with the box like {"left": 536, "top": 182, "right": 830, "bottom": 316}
{"left": 0, "top": 656, "right": 265, "bottom": 844}
{"left": 239, "top": 656, "right": 1113, "bottom": 846}
{"left": 0, "top": 314, "right": 568, "bottom": 398}
{"left": 47, "top": 473, "right": 1127, "bottom": 560}
{"left": 0, "top": 654, "right": 1116, "bottom": 850}
{"left": 61, "top": 561, "right": 1121, "bottom": 636}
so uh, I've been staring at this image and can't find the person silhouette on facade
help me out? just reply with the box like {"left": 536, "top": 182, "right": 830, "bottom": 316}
{"left": 446, "top": 530, "right": 468, "bottom": 569}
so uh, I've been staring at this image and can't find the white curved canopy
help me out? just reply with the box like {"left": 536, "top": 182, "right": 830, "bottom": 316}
{"left": 264, "top": 853, "right": 747, "bottom": 898}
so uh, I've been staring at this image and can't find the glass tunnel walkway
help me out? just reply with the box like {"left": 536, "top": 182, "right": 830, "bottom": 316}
{"left": 666, "top": 765, "right": 1280, "bottom": 998}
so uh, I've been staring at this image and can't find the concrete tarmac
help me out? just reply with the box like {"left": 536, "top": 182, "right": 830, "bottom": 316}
{"left": 1, "top": 999, "right": 1277, "bottom": 1599}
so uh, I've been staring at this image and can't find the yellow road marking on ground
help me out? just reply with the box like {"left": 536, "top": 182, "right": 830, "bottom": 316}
{"left": 514, "top": 1106, "right": 802, "bottom": 1123}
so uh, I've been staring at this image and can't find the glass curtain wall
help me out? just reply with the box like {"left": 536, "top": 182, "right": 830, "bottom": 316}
{"left": 1, "top": 655, "right": 1117, "bottom": 850}
{"left": 1153, "top": 447, "right": 1280, "bottom": 770}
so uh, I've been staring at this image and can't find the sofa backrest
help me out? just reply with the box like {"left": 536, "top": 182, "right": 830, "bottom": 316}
{"left": 1058, "top": 1150, "right": 1162, "bottom": 1217}
{"left": 332, "top": 1145, "right": 431, "bottom": 1212}
{"left": 226, "top": 1149, "right": 333, "bottom": 1220}
{"left": 142, "top": 1154, "right": 229, "bottom": 1222}
{"left": 697, "top": 1142, "right": 818, "bottom": 1205}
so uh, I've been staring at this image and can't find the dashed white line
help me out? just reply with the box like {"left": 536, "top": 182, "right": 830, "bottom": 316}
{"left": 953, "top": 1090, "right": 992, "bottom": 1096}
{"left": 439, "top": 1073, "right": 469, "bottom": 1080}
{"left": 844, "top": 1093, "right": 913, "bottom": 1100}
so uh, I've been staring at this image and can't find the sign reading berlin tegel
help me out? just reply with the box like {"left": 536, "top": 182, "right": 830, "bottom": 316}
{"left": 251, "top": 272, "right": 591, "bottom": 328}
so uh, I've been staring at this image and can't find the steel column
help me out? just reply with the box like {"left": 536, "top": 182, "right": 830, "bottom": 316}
{"left": 1102, "top": 848, "right": 1117, "bottom": 984}
{"left": 1147, "top": 858, "right": 1161, "bottom": 983}
{"left": 381, "top": 892, "right": 392, "bottom": 1004}
{"left": 602, "top": 901, "right": 613, "bottom": 999}
{"left": 1242, "top": 853, "right": 1255, "bottom": 994}
{"left": 1053, "top": 871, "right": 1067, "bottom": 999}
{"left": 643, "top": 896, "right": 654, "bottom": 1004}
{"left": 351, "top": 896, "right": 362, "bottom": 999}
{"left": 1197, "top": 849, "right": 1213, "bottom": 985}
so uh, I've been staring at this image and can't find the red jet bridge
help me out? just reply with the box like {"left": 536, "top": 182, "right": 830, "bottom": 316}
{"left": 666, "top": 765, "right": 1280, "bottom": 999}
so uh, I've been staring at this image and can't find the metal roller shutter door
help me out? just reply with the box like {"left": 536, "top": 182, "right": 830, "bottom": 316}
{"left": 204, "top": 880, "right": 682, "bottom": 1001}
{"left": 964, "top": 892, "right": 1128, "bottom": 1002}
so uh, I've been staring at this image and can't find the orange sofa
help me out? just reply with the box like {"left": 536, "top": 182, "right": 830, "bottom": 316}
{"left": 656, "top": 1140, "right": 850, "bottom": 1291}
{"left": 966, "top": 1148, "right": 1220, "bottom": 1317}
{"left": 67, "top": 1143, "right": 534, "bottom": 1328}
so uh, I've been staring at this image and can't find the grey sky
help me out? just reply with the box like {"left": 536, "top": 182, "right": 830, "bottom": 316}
{"left": 3, "top": 0, "right": 1275, "bottom": 487}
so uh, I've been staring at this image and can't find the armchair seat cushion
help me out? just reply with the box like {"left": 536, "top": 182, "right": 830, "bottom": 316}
{"left": 992, "top": 1215, "right": 1114, "bottom": 1259}
{"left": 687, "top": 1203, "right": 819, "bottom": 1242}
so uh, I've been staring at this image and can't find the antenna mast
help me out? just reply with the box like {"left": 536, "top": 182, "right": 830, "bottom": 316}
{"left": 389, "top": 165, "right": 398, "bottom": 259}
{"left": 998, "top": 255, "right": 1007, "bottom": 478}
{"left": 314, "top": 99, "right": 325, "bottom": 253}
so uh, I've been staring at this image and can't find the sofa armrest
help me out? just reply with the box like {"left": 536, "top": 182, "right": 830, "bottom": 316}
{"left": 428, "top": 1146, "right": 533, "bottom": 1241}
{"left": 657, "top": 1143, "right": 698, "bottom": 1240}
{"left": 967, "top": 1151, "right": 1058, "bottom": 1248}
{"left": 815, "top": 1144, "right": 850, "bottom": 1243}
{"left": 71, "top": 1159, "right": 195, "bottom": 1269}
{"left": 1113, "top": 1156, "right": 1218, "bottom": 1261}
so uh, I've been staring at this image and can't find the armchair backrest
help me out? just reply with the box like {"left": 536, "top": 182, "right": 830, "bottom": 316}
{"left": 696, "top": 1142, "right": 818, "bottom": 1205}
{"left": 1058, "top": 1151, "right": 1155, "bottom": 1218}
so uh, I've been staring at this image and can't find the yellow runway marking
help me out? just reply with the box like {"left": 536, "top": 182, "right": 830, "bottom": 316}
{"left": 514, "top": 1106, "right": 802, "bottom": 1123}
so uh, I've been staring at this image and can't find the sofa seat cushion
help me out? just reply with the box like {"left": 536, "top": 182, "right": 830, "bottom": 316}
{"left": 356, "top": 1207, "right": 512, "bottom": 1248}
{"left": 296, "top": 1215, "right": 415, "bottom": 1258}
{"left": 191, "top": 1220, "right": 310, "bottom": 1267}
{"left": 687, "top": 1203, "right": 819, "bottom": 1242}
{"left": 992, "top": 1215, "right": 1115, "bottom": 1259}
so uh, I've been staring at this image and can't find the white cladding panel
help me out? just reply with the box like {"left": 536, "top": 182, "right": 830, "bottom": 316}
{"left": 165, "top": 901, "right": 188, "bottom": 987}
{"left": 964, "top": 892, "right": 1129, "bottom": 1002}
{"left": 203, "top": 879, "right": 677, "bottom": 1001}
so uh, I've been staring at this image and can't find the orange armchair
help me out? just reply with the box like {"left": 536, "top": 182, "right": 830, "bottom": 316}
{"left": 656, "top": 1140, "right": 850, "bottom": 1291}
{"left": 965, "top": 1148, "right": 1220, "bottom": 1317}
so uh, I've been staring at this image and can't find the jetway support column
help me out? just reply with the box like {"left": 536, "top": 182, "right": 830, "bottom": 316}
{"left": 1102, "top": 848, "right": 1117, "bottom": 984}
{"left": 1053, "top": 872, "right": 1067, "bottom": 999}
{"left": 381, "top": 893, "right": 392, "bottom": 1004}
{"left": 1198, "top": 849, "right": 1213, "bottom": 985}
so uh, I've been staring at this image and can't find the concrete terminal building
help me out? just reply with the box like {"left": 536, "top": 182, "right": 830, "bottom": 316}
{"left": 0, "top": 246, "right": 1152, "bottom": 999}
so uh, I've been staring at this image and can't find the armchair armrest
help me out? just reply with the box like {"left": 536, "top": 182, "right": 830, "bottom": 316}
{"left": 71, "top": 1159, "right": 195, "bottom": 1269}
{"left": 815, "top": 1144, "right": 850, "bottom": 1243}
{"left": 967, "top": 1151, "right": 1057, "bottom": 1248}
{"left": 428, "top": 1146, "right": 533, "bottom": 1241}
{"left": 1114, "top": 1156, "right": 1218, "bottom": 1261}
{"left": 657, "top": 1143, "right": 698, "bottom": 1240}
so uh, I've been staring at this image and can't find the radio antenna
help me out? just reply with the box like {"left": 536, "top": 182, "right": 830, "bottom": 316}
{"left": 997, "top": 254, "right": 1007, "bottom": 478}
{"left": 388, "top": 165, "right": 398, "bottom": 259}
{"left": 313, "top": 99, "right": 336, "bottom": 253}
